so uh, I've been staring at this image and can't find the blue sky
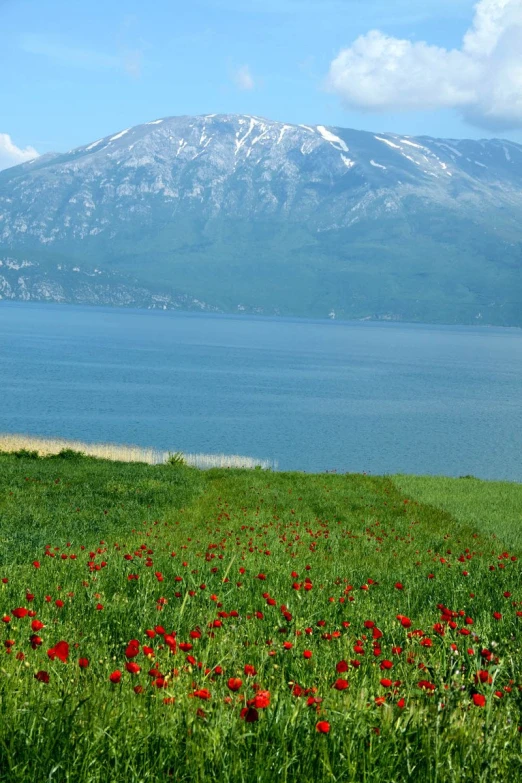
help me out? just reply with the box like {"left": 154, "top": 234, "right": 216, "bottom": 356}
{"left": 2, "top": 0, "right": 522, "bottom": 167}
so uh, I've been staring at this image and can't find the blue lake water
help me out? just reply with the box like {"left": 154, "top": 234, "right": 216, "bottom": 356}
{"left": 0, "top": 301, "right": 521, "bottom": 481}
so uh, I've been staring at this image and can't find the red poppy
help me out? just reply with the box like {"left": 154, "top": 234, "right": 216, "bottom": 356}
{"left": 333, "top": 678, "right": 349, "bottom": 691}
{"left": 227, "top": 677, "right": 242, "bottom": 691}
{"left": 336, "top": 660, "right": 349, "bottom": 673}
{"left": 47, "top": 641, "right": 69, "bottom": 662}
{"left": 12, "top": 608, "right": 28, "bottom": 619}
{"left": 316, "top": 721, "right": 330, "bottom": 734}
{"left": 109, "top": 670, "right": 122, "bottom": 684}
{"left": 126, "top": 662, "right": 141, "bottom": 674}
{"left": 35, "top": 670, "right": 49, "bottom": 683}
{"left": 303, "top": 650, "right": 313, "bottom": 659}
{"left": 193, "top": 688, "right": 211, "bottom": 700}
{"left": 240, "top": 707, "right": 259, "bottom": 722}
{"left": 78, "top": 658, "right": 89, "bottom": 669}
{"left": 249, "top": 691, "right": 270, "bottom": 709}
{"left": 125, "top": 640, "right": 140, "bottom": 658}
{"left": 472, "top": 693, "right": 486, "bottom": 707}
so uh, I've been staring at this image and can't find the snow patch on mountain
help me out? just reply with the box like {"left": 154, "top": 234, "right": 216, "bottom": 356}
{"left": 316, "top": 126, "right": 349, "bottom": 152}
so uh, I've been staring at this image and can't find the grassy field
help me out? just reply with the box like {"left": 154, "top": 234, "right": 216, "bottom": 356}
{"left": 0, "top": 452, "right": 520, "bottom": 782}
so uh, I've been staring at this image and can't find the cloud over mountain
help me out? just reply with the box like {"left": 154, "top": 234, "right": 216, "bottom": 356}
{"left": 326, "top": 0, "right": 522, "bottom": 130}
{"left": 0, "top": 133, "right": 39, "bottom": 172}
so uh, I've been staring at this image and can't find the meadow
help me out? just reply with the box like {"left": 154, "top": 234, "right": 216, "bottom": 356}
{"left": 0, "top": 450, "right": 520, "bottom": 782}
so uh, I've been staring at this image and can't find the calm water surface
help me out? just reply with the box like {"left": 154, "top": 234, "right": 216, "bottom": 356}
{"left": 0, "top": 302, "right": 521, "bottom": 480}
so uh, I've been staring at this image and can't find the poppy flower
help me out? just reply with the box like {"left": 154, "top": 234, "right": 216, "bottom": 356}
{"left": 244, "top": 664, "right": 256, "bottom": 676}
{"left": 31, "top": 619, "right": 45, "bottom": 632}
{"left": 47, "top": 641, "right": 69, "bottom": 663}
{"left": 249, "top": 691, "right": 270, "bottom": 709}
{"left": 240, "top": 707, "right": 259, "bottom": 722}
{"left": 380, "top": 678, "right": 393, "bottom": 688}
{"left": 78, "top": 658, "right": 89, "bottom": 669}
{"left": 126, "top": 662, "right": 141, "bottom": 674}
{"left": 336, "top": 660, "right": 349, "bottom": 673}
{"left": 125, "top": 641, "right": 140, "bottom": 658}
{"left": 193, "top": 688, "right": 211, "bottom": 700}
{"left": 316, "top": 721, "right": 330, "bottom": 734}
{"left": 35, "top": 670, "right": 49, "bottom": 683}
{"left": 12, "top": 608, "right": 28, "bottom": 619}
{"left": 109, "top": 670, "right": 122, "bottom": 684}
{"left": 303, "top": 650, "right": 313, "bottom": 659}
{"left": 333, "top": 678, "right": 349, "bottom": 691}
{"left": 227, "top": 678, "right": 242, "bottom": 692}
{"left": 472, "top": 693, "right": 486, "bottom": 707}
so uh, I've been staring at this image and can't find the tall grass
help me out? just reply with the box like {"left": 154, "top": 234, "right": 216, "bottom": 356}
{"left": 0, "top": 432, "right": 276, "bottom": 470}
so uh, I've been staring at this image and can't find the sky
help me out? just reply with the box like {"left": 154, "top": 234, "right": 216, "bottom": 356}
{"left": 2, "top": 0, "right": 522, "bottom": 169}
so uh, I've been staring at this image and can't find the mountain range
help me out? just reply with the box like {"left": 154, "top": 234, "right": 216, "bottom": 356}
{"left": 1, "top": 113, "right": 521, "bottom": 325}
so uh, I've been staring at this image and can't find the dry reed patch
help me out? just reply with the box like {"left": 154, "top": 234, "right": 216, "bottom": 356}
{"left": 0, "top": 433, "right": 275, "bottom": 470}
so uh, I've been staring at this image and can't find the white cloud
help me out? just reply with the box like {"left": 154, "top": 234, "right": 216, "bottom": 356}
{"left": 233, "top": 64, "right": 255, "bottom": 91}
{"left": 326, "top": 0, "right": 522, "bottom": 130}
{"left": 0, "top": 133, "right": 39, "bottom": 172}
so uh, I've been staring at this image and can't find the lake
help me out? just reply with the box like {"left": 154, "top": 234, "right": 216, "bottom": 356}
{"left": 0, "top": 301, "right": 521, "bottom": 480}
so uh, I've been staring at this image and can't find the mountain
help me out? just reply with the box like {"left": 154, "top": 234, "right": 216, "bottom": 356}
{"left": 1, "top": 113, "right": 522, "bottom": 325}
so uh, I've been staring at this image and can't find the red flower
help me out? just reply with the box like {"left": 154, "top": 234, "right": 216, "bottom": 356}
{"left": 303, "top": 650, "right": 312, "bottom": 659}
{"left": 316, "top": 721, "right": 330, "bottom": 734}
{"left": 418, "top": 680, "right": 436, "bottom": 692}
{"left": 244, "top": 664, "right": 256, "bottom": 676}
{"left": 47, "top": 641, "right": 69, "bottom": 663}
{"left": 227, "top": 677, "right": 242, "bottom": 692}
{"left": 472, "top": 693, "right": 486, "bottom": 707}
{"left": 31, "top": 619, "right": 45, "bottom": 632}
{"left": 78, "top": 658, "right": 89, "bottom": 669}
{"left": 193, "top": 688, "right": 211, "bottom": 700}
{"left": 249, "top": 690, "right": 270, "bottom": 709}
{"left": 333, "top": 678, "right": 349, "bottom": 691}
{"left": 380, "top": 678, "right": 393, "bottom": 688}
{"left": 240, "top": 707, "right": 259, "bottom": 722}
{"left": 380, "top": 659, "right": 393, "bottom": 670}
{"left": 109, "top": 670, "right": 122, "bottom": 684}
{"left": 336, "top": 660, "right": 349, "bottom": 673}
{"left": 12, "top": 608, "right": 28, "bottom": 619}
{"left": 35, "top": 670, "right": 49, "bottom": 683}
{"left": 475, "top": 670, "right": 492, "bottom": 684}
{"left": 125, "top": 640, "right": 140, "bottom": 658}
{"left": 126, "top": 662, "right": 141, "bottom": 674}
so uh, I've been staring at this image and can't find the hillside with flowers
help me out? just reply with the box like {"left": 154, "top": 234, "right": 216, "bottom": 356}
{"left": 0, "top": 451, "right": 521, "bottom": 782}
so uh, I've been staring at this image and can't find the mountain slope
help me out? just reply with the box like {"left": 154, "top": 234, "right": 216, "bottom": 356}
{"left": 1, "top": 114, "right": 521, "bottom": 324}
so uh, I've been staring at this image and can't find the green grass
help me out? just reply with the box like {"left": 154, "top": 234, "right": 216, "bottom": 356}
{"left": 0, "top": 453, "right": 521, "bottom": 782}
